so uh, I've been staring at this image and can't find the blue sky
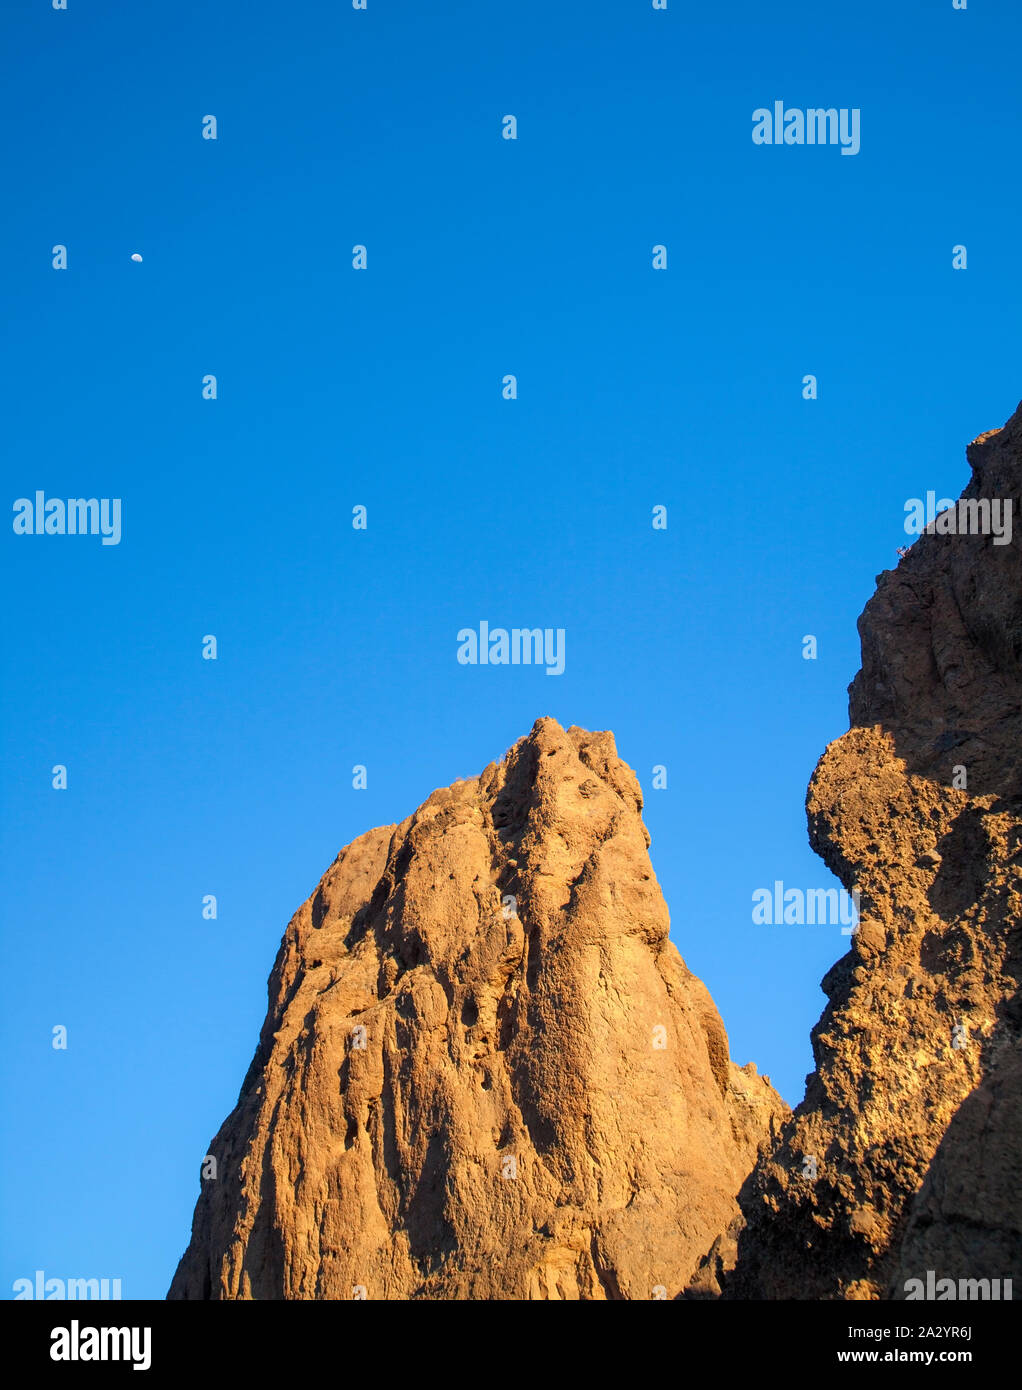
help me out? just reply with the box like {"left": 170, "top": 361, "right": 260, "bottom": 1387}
{"left": 3, "top": 0, "right": 1020, "bottom": 1300}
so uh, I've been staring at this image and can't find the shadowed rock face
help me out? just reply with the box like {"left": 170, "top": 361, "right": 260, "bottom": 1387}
{"left": 729, "top": 402, "right": 1022, "bottom": 1300}
{"left": 169, "top": 718, "right": 784, "bottom": 1301}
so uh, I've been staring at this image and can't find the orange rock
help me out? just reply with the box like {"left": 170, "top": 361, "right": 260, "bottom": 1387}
{"left": 169, "top": 718, "right": 785, "bottom": 1300}
{"left": 729, "top": 400, "right": 1022, "bottom": 1299}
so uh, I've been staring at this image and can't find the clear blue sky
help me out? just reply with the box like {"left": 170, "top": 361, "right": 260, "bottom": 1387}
{"left": 3, "top": 0, "right": 1020, "bottom": 1300}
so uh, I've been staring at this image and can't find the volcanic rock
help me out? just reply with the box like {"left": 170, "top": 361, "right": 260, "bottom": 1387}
{"left": 728, "top": 402, "right": 1022, "bottom": 1298}
{"left": 170, "top": 718, "right": 785, "bottom": 1300}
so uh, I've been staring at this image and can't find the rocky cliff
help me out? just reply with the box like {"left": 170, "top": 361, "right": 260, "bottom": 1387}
{"left": 728, "top": 402, "right": 1022, "bottom": 1298}
{"left": 170, "top": 718, "right": 784, "bottom": 1300}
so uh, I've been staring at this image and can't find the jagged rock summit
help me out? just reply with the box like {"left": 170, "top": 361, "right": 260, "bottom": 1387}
{"left": 729, "top": 401, "right": 1022, "bottom": 1299}
{"left": 170, "top": 718, "right": 784, "bottom": 1300}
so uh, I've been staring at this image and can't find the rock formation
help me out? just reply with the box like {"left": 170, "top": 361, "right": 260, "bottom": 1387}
{"left": 170, "top": 718, "right": 784, "bottom": 1300}
{"left": 728, "top": 401, "right": 1022, "bottom": 1298}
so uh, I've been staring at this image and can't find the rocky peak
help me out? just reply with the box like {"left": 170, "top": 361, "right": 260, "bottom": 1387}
{"left": 170, "top": 717, "right": 785, "bottom": 1300}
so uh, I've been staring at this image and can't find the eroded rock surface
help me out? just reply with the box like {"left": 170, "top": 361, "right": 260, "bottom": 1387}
{"left": 170, "top": 718, "right": 784, "bottom": 1300}
{"left": 729, "top": 402, "right": 1022, "bottom": 1299}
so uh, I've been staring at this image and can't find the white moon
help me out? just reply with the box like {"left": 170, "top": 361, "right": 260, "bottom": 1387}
{"left": 130, "top": 253, "right": 143, "bottom": 262}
